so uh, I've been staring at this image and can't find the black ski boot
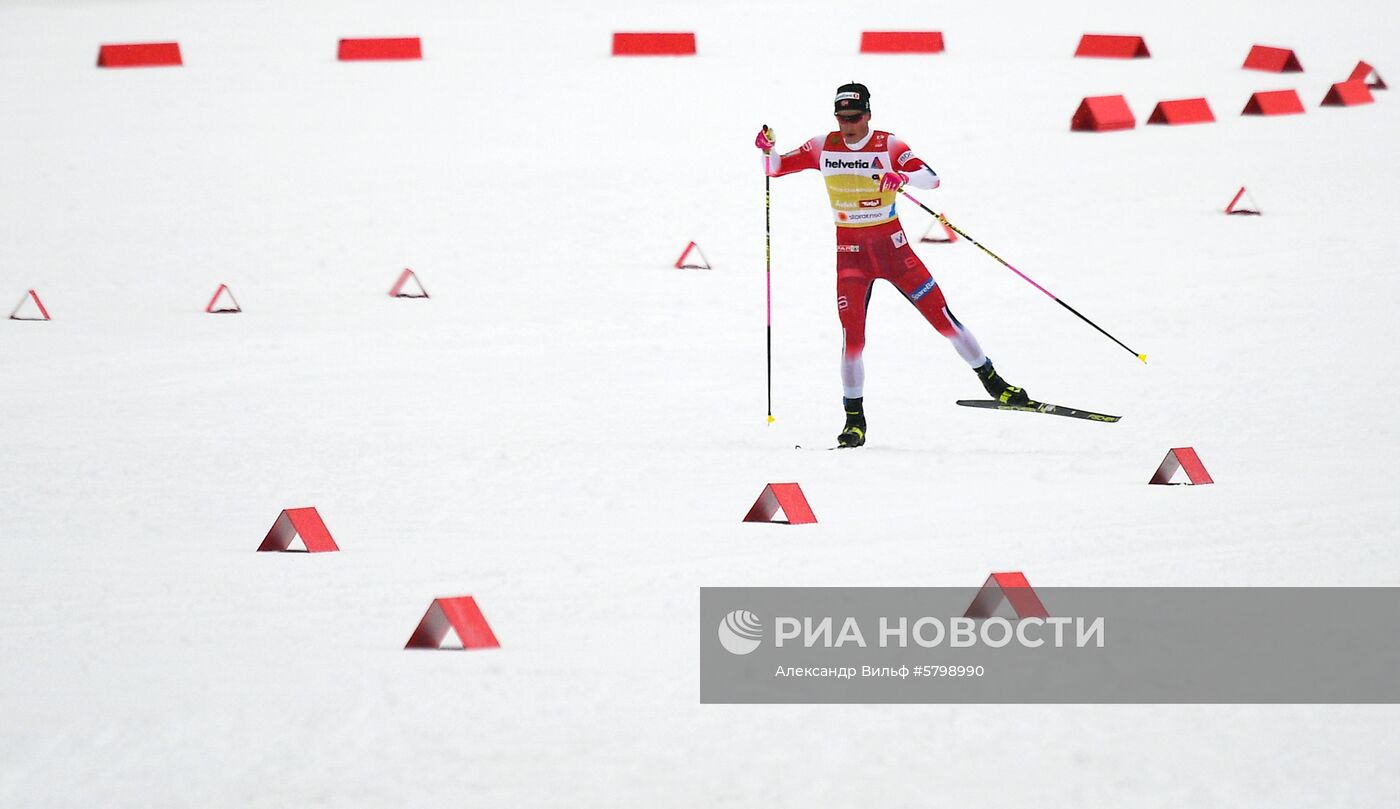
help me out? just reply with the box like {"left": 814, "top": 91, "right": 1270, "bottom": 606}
{"left": 837, "top": 397, "right": 866, "bottom": 447}
{"left": 974, "top": 359, "right": 1031, "bottom": 406}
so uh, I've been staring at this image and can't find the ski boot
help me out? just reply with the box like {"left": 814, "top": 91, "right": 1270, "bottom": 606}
{"left": 974, "top": 359, "right": 1031, "bottom": 406}
{"left": 837, "top": 397, "right": 866, "bottom": 448}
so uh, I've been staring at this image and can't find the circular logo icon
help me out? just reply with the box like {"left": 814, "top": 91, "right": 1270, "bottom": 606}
{"left": 718, "top": 610, "right": 763, "bottom": 655}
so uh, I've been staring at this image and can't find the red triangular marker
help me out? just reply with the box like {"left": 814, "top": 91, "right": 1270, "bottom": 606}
{"left": 97, "top": 42, "right": 183, "bottom": 68}
{"left": 674, "top": 241, "right": 711, "bottom": 270}
{"left": 205, "top": 284, "right": 241, "bottom": 313}
{"left": 1242, "top": 45, "right": 1303, "bottom": 73}
{"left": 611, "top": 32, "right": 697, "bottom": 57}
{"left": 1225, "top": 186, "right": 1261, "bottom": 215}
{"left": 1149, "top": 447, "right": 1214, "bottom": 485}
{"left": 337, "top": 37, "right": 423, "bottom": 62}
{"left": 859, "top": 31, "right": 945, "bottom": 54}
{"left": 1074, "top": 34, "right": 1150, "bottom": 59}
{"left": 1071, "top": 95, "right": 1136, "bottom": 131}
{"left": 9, "top": 289, "right": 51, "bottom": 321}
{"left": 257, "top": 507, "right": 340, "bottom": 552}
{"left": 743, "top": 483, "right": 817, "bottom": 525}
{"left": 405, "top": 596, "right": 500, "bottom": 649}
{"left": 1242, "top": 89, "right": 1305, "bottom": 116}
{"left": 1320, "top": 80, "right": 1374, "bottom": 107}
{"left": 1348, "top": 60, "right": 1386, "bottom": 90}
{"left": 1146, "top": 97, "right": 1215, "bottom": 125}
{"left": 389, "top": 268, "right": 429, "bottom": 298}
{"left": 964, "top": 572, "right": 1049, "bottom": 619}
{"left": 920, "top": 218, "right": 957, "bottom": 243}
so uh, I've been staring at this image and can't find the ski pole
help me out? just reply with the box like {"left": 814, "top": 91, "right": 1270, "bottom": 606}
{"left": 763, "top": 125, "right": 775, "bottom": 424}
{"left": 900, "top": 189, "right": 1147, "bottom": 364}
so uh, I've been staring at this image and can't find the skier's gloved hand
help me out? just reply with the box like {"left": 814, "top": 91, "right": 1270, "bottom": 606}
{"left": 754, "top": 126, "right": 775, "bottom": 153}
{"left": 880, "top": 171, "right": 909, "bottom": 192}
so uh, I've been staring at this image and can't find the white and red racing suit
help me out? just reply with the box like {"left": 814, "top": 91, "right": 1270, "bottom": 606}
{"left": 767, "top": 130, "right": 987, "bottom": 398}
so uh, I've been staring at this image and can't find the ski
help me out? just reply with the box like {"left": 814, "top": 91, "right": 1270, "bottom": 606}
{"left": 955, "top": 399, "right": 1122, "bottom": 423}
{"left": 794, "top": 444, "right": 854, "bottom": 451}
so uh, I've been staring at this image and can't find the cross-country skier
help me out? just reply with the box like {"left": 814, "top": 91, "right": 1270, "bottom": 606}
{"left": 756, "top": 82, "right": 1030, "bottom": 447}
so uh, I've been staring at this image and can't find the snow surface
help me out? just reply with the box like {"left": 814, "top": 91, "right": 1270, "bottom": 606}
{"left": 2, "top": 0, "right": 1398, "bottom": 806}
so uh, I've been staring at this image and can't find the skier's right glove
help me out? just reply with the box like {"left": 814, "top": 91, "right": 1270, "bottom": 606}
{"left": 754, "top": 126, "right": 775, "bottom": 153}
{"left": 880, "top": 171, "right": 910, "bottom": 192}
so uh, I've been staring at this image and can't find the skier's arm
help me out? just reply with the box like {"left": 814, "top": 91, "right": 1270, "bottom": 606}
{"left": 904, "top": 166, "right": 939, "bottom": 189}
{"left": 889, "top": 137, "right": 940, "bottom": 189}
{"left": 760, "top": 135, "right": 821, "bottom": 177}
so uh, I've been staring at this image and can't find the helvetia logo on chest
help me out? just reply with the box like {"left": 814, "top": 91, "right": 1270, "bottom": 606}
{"left": 824, "top": 157, "right": 873, "bottom": 170}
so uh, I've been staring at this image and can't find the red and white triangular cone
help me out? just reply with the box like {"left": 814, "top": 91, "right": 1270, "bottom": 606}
{"left": 920, "top": 218, "right": 958, "bottom": 243}
{"left": 1349, "top": 60, "right": 1387, "bottom": 90}
{"left": 389, "top": 268, "right": 429, "bottom": 298}
{"left": 964, "top": 572, "right": 1050, "bottom": 619}
{"left": 256, "top": 507, "right": 339, "bottom": 552}
{"left": 1149, "top": 447, "right": 1215, "bottom": 485}
{"left": 674, "top": 241, "right": 711, "bottom": 270}
{"left": 9, "top": 289, "right": 51, "bottom": 321}
{"left": 404, "top": 596, "right": 500, "bottom": 650}
{"left": 1225, "top": 186, "right": 1261, "bottom": 215}
{"left": 205, "top": 284, "right": 241, "bottom": 313}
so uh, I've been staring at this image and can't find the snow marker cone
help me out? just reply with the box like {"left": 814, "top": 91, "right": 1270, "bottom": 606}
{"left": 256, "top": 507, "right": 339, "bottom": 552}
{"left": 1320, "top": 80, "right": 1374, "bottom": 107}
{"left": 964, "top": 572, "right": 1049, "bottom": 619}
{"left": 920, "top": 218, "right": 957, "bottom": 243}
{"left": 1225, "top": 187, "right": 1261, "bottom": 215}
{"left": 743, "top": 483, "right": 817, "bottom": 525}
{"left": 1348, "top": 60, "right": 1386, "bottom": 90}
{"left": 675, "top": 241, "right": 711, "bottom": 270}
{"left": 1149, "top": 448, "right": 1214, "bottom": 485}
{"left": 205, "top": 284, "right": 241, "bottom": 313}
{"left": 405, "top": 597, "right": 500, "bottom": 649}
{"left": 389, "top": 268, "right": 429, "bottom": 298}
{"left": 9, "top": 289, "right": 50, "bottom": 321}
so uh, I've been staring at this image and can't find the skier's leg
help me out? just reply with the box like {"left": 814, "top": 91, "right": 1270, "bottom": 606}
{"left": 889, "top": 256, "right": 986, "bottom": 368}
{"left": 836, "top": 242, "right": 874, "bottom": 446}
{"left": 886, "top": 232, "right": 1031, "bottom": 404}
{"left": 836, "top": 257, "right": 875, "bottom": 399}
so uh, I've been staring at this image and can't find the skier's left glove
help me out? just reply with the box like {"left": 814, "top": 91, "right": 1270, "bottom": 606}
{"left": 880, "top": 171, "right": 909, "bottom": 192}
{"left": 754, "top": 126, "right": 776, "bottom": 152}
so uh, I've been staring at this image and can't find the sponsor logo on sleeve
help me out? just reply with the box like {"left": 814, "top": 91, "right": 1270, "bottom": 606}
{"left": 897, "top": 151, "right": 918, "bottom": 167}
